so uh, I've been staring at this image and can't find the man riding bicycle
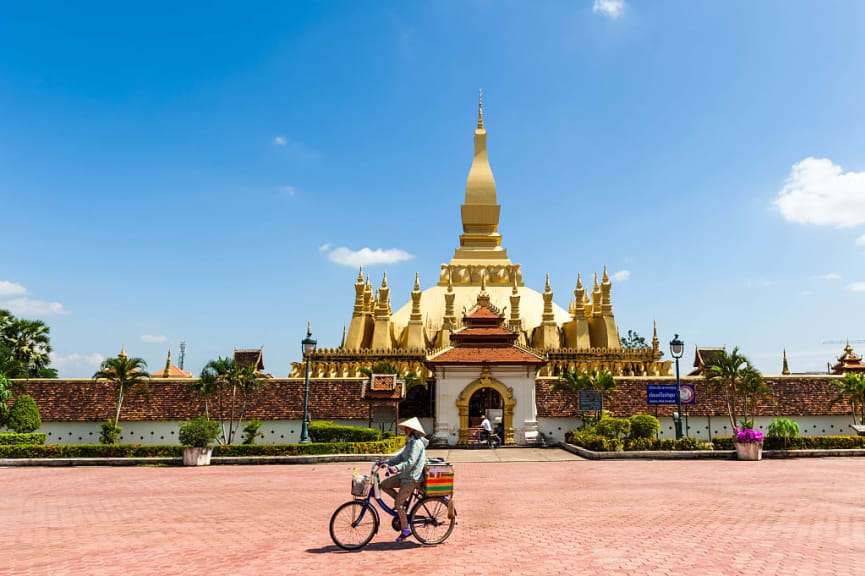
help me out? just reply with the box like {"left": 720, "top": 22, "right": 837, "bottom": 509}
{"left": 377, "top": 417, "right": 428, "bottom": 542}
{"left": 480, "top": 413, "right": 492, "bottom": 444}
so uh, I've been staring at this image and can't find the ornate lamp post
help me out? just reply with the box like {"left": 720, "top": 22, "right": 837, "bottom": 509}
{"left": 299, "top": 322, "right": 317, "bottom": 444}
{"left": 670, "top": 334, "right": 685, "bottom": 440}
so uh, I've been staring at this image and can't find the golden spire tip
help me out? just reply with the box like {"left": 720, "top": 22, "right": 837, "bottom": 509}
{"left": 307, "top": 320, "right": 311, "bottom": 337}
{"left": 477, "top": 89, "right": 484, "bottom": 129}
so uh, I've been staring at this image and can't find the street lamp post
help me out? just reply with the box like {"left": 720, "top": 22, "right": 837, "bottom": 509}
{"left": 299, "top": 322, "right": 317, "bottom": 444}
{"left": 670, "top": 334, "right": 685, "bottom": 440}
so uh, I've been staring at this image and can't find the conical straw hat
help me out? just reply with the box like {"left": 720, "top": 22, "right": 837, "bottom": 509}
{"left": 397, "top": 417, "right": 426, "bottom": 436}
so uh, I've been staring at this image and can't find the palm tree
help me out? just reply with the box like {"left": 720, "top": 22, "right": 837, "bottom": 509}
{"left": 0, "top": 343, "right": 27, "bottom": 379}
{"left": 829, "top": 373, "right": 865, "bottom": 425}
{"left": 0, "top": 313, "right": 54, "bottom": 377}
{"left": 200, "top": 357, "right": 267, "bottom": 444}
{"left": 92, "top": 355, "right": 151, "bottom": 442}
{"left": 703, "top": 347, "right": 751, "bottom": 431}
{"left": 739, "top": 366, "right": 774, "bottom": 428}
{"left": 187, "top": 368, "right": 218, "bottom": 420}
{"left": 551, "top": 369, "right": 616, "bottom": 424}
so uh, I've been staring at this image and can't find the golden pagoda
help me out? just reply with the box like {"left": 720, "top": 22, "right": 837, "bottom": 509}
{"left": 290, "top": 94, "right": 670, "bottom": 379}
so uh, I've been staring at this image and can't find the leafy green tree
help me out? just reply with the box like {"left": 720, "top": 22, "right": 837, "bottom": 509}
{"left": 703, "top": 347, "right": 753, "bottom": 431}
{"left": 620, "top": 330, "right": 649, "bottom": 349}
{"left": 242, "top": 419, "right": 265, "bottom": 445}
{"left": 0, "top": 374, "right": 13, "bottom": 427}
{"left": 92, "top": 355, "right": 151, "bottom": 442}
{"left": 551, "top": 369, "right": 617, "bottom": 424}
{"left": 200, "top": 357, "right": 268, "bottom": 444}
{"left": 6, "top": 394, "right": 41, "bottom": 433}
{"left": 0, "top": 310, "right": 57, "bottom": 378}
{"left": 739, "top": 366, "right": 774, "bottom": 428}
{"left": 828, "top": 373, "right": 865, "bottom": 425}
{"left": 767, "top": 418, "right": 799, "bottom": 449}
{"left": 0, "top": 343, "right": 27, "bottom": 379}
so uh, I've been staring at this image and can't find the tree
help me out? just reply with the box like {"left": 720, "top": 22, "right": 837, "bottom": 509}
{"left": 620, "top": 330, "right": 649, "bottom": 349}
{"left": 703, "top": 347, "right": 753, "bottom": 431}
{"left": 0, "top": 310, "right": 57, "bottom": 378}
{"left": 738, "top": 366, "right": 774, "bottom": 428}
{"left": 187, "top": 368, "right": 218, "bottom": 420}
{"left": 200, "top": 357, "right": 268, "bottom": 445}
{"left": 828, "top": 373, "right": 865, "bottom": 425}
{"left": 0, "top": 374, "right": 13, "bottom": 427}
{"left": 6, "top": 394, "right": 41, "bottom": 433}
{"left": 92, "top": 356, "right": 151, "bottom": 442}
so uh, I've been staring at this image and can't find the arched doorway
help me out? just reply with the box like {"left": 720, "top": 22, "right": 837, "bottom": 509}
{"left": 468, "top": 387, "right": 502, "bottom": 428}
{"left": 456, "top": 367, "right": 516, "bottom": 445}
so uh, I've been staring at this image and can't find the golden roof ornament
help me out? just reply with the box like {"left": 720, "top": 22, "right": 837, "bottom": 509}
{"left": 118, "top": 346, "right": 127, "bottom": 359}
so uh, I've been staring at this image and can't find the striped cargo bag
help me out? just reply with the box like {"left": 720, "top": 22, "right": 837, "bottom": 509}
{"left": 423, "top": 463, "right": 454, "bottom": 497}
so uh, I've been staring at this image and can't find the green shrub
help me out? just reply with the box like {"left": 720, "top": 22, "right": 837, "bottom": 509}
{"left": 100, "top": 420, "right": 122, "bottom": 445}
{"left": 629, "top": 414, "right": 660, "bottom": 439}
{"left": 0, "top": 432, "right": 47, "bottom": 445}
{"left": 713, "top": 435, "right": 865, "bottom": 451}
{"left": 178, "top": 416, "right": 220, "bottom": 447}
{"left": 308, "top": 421, "right": 381, "bottom": 443}
{"left": 242, "top": 419, "right": 265, "bottom": 445}
{"left": 5, "top": 394, "right": 41, "bottom": 433}
{"left": 595, "top": 417, "right": 631, "bottom": 440}
{"left": 566, "top": 429, "right": 709, "bottom": 452}
{"left": 0, "top": 437, "right": 406, "bottom": 459}
{"left": 767, "top": 418, "right": 799, "bottom": 447}
{"left": 564, "top": 429, "right": 623, "bottom": 451}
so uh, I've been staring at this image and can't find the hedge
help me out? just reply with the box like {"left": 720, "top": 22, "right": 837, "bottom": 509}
{"left": 308, "top": 421, "right": 382, "bottom": 443}
{"left": 565, "top": 430, "right": 710, "bottom": 452}
{"left": 0, "top": 437, "right": 405, "bottom": 459}
{"left": 0, "top": 432, "right": 47, "bottom": 445}
{"left": 712, "top": 435, "right": 865, "bottom": 451}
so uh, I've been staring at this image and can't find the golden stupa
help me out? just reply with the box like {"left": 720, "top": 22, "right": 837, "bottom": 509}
{"left": 290, "top": 94, "right": 670, "bottom": 379}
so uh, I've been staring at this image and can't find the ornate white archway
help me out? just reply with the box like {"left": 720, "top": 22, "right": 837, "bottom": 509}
{"left": 455, "top": 366, "right": 517, "bottom": 445}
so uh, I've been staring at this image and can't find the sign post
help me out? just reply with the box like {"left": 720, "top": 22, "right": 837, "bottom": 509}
{"left": 578, "top": 389, "right": 603, "bottom": 413}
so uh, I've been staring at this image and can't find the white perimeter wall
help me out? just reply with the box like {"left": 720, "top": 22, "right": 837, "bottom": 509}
{"left": 537, "top": 415, "right": 858, "bottom": 443}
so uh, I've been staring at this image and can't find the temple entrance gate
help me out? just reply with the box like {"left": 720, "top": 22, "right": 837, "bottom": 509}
{"left": 456, "top": 369, "right": 516, "bottom": 445}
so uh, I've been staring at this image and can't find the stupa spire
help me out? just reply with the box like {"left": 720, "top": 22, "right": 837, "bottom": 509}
{"left": 118, "top": 346, "right": 127, "bottom": 359}
{"left": 782, "top": 349, "right": 790, "bottom": 375}
{"left": 477, "top": 89, "right": 484, "bottom": 129}
{"left": 163, "top": 348, "right": 171, "bottom": 378}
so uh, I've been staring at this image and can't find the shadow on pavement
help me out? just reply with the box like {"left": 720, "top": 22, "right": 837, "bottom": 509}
{"left": 307, "top": 541, "right": 422, "bottom": 554}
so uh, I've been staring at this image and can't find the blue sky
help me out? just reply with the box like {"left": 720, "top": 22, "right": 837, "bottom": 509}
{"left": 2, "top": 1, "right": 864, "bottom": 377}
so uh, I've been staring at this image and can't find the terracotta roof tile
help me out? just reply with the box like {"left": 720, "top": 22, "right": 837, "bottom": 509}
{"left": 465, "top": 306, "right": 501, "bottom": 320}
{"left": 427, "top": 345, "right": 545, "bottom": 365}
{"left": 151, "top": 366, "right": 194, "bottom": 378}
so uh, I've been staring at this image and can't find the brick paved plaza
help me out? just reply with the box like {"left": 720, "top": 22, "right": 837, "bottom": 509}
{"left": 3, "top": 453, "right": 864, "bottom": 576}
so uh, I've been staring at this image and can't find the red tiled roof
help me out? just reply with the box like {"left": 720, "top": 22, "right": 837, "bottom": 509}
{"left": 466, "top": 306, "right": 501, "bottom": 320}
{"left": 453, "top": 327, "right": 514, "bottom": 337}
{"left": 427, "top": 345, "right": 545, "bottom": 365}
{"left": 152, "top": 365, "right": 194, "bottom": 378}
{"left": 15, "top": 378, "right": 369, "bottom": 422}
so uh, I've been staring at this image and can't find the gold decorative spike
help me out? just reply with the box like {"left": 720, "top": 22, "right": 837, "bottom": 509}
{"left": 576, "top": 273, "right": 583, "bottom": 290}
{"left": 414, "top": 271, "right": 420, "bottom": 291}
{"left": 340, "top": 325, "right": 346, "bottom": 348}
{"left": 782, "top": 349, "right": 790, "bottom": 375}
{"left": 481, "top": 269, "right": 487, "bottom": 291}
{"left": 512, "top": 271, "right": 519, "bottom": 294}
{"left": 381, "top": 271, "right": 388, "bottom": 289}
{"left": 478, "top": 89, "right": 484, "bottom": 129}
{"left": 545, "top": 273, "right": 551, "bottom": 293}
{"left": 447, "top": 268, "right": 453, "bottom": 290}
{"left": 307, "top": 321, "right": 311, "bottom": 338}
{"left": 118, "top": 346, "right": 127, "bottom": 359}
{"left": 163, "top": 349, "right": 171, "bottom": 378}
{"left": 357, "top": 266, "right": 364, "bottom": 283}
{"left": 593, "top": 272, "right": 599, "bottom": 292}
{"left": 602, "top": 265, "right": 609, "bottom": 284}
{"left": 652, "top": 320, "right": 659, "bottom": 353}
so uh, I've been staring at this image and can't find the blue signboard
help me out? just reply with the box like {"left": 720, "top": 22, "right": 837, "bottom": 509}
{"left": 647, "top": 384, "right": 678, "bottom": 405}
{"left": 647, "top": 384, "right": 696, "bottom": 405}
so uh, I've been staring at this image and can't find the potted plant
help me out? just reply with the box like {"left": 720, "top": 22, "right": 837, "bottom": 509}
{"left": 178, "top": 416, "right": 220, "bottom": 466}
{"left": 734, "top": 426, "right": 764, "bottom": 461}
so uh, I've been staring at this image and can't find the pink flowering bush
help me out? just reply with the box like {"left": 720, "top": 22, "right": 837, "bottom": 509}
{"left": 735, "top": 427, "right": 764, "bottom": 444}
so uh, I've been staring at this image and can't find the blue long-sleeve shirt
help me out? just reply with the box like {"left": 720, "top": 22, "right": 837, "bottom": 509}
{"left": 385, "top": 435, "right": 428, "bottom": 484}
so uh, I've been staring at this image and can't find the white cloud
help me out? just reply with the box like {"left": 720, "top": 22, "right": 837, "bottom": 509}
{"left": 0, "top": 281, "right": 26, "bottom": 297}
{"left": 774, "top": 157, "right": 865, "bottom": 228}
{"left": 799, "top": 290, "right": 812, "bottom": 297}
{"left": 857, "top": 234, "right": 865, "bottom": 246}
{"left": 273, "top": 136, "right": 286, "bottom": 146}
{"left": 4, "top": 298, "right": 68, "bottom": 317}
{"left": 49, "top": 352, "right": 105, "bottom": 376}
{"left": 611, "top": 270, "right": 630, "bottom": 282}
{"left": 318, "top": 243, "right": 331, "bottom": 252}
{"left": 141, "top": 334, "right": 167, "bottom": 343}
{"left": 593, "top": 0, "right": 625, "bottom": 19}
{"left": 813, "top": 273, "right": 841, "bottom": 281}
{"left": 326, "top": 247, "right": 415, "bottom": 267}
{"left": 847, "top": 282, "right": 865, "bottom": 292}
{"left": 280, "top": 185, "right": 296, "bottom": 196}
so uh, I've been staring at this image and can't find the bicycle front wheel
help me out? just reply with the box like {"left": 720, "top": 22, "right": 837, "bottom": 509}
{"left": 329, "top": 501, "right": 379, "bottom": 550}
{"left": 409, "top": 496, "right": 455, "bottom": 545}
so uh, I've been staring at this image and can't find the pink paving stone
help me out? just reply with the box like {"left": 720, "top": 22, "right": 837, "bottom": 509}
{"left": 2, "top": 457, "right": 865, "bottom": 575}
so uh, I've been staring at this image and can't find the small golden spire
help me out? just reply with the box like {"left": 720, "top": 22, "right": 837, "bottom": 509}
{"left": 545, "top": 273, "right": 551, "bottom": 293}
{"left": 782, "top": 348, "right": 790, "bottom": 375}
{"left": 163, "top": 348, "right": 171, "bottom": 378}
{"left": 340, "top": 325, "right": 346, "bottom": 348}
{"left": 593, "top": 272, "right": 599, "bottom": 291}
{"left": 512, "top": 271, "right": 519, "bottom": 294}
{"left": 414, "top": 271, "right": 420, "bottom": 291}
{"left": 576, "top": 273, "right": 583, "bottom": 290}
{"left": 381, "top": 271, "right": 388, "bottom": 289}
{"left": 653, "top": 320, "right": 658, "bottom": 339}
{"left": 118, "top": 346, "right": 127, "bottom": 359}
{"left": 307, "top": 321, "right": 311, "bottom": 338}
{"left": 365, "top": 274, "right": 371, "bottom": 288}
{"left": 447, "top": 268, "right": 453, "bottom": 291}
{"left": 481, "top": 269, "right": 487, "bottom": 291}
{"left": 356, "top": 266, "right": 364, "bottom": 283}
{"left": 477, "top": 89, "right": 484, "bottom": 129}
{"left": 602, "top": 265, "right": 609, "bottom": 283}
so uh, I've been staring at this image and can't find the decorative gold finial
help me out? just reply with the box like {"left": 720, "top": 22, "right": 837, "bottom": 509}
{"left": 381, "top": 271, "right": 388, "bottom": 288}
{"left": 118, "top": 346, "right": 127, "bottom": 359}
{"left": 365, "top": 273, "right": 370, "bottom": 287}
{"left": 477, "top": 89, "right": 484, "bottom": 129}
{"left": 447, "top": 268, "right": 453, "bottom": 291}
{"left": 545, "top": 273, "right": 551, "bottom": 293}
{"left": 512, "top": 271, "right": 518, "bottom": 294}
{"left": 357, "top": 266, "right": 364, "bottom": 283}
{"left": 782, "top": 348, "right": 790, "bottom": 375}
{"left": 307, "top": 321, "right": 311, "bottom": 337}
{"left": 163, "top": 348, "right": 171, "bottom": 378}
{"left": 653, "top": 320, "right": 658, "bottom": 338}
{"left": 414, "top": 272, "right": 420, "bottom": 291}
{"left": 576, "top": 273, "right": 583, "bottom": 290}
{"left": 340, "top": 325, "right": 346, "bottom": 348}
{"left": 602, "top": 265, "right": 609, "bottom": 283}
{"left": 481, "top": 269, "right": 487, "bottom": 291}
{"left": 593, "top": 272, "right": 599, "bottom": 291}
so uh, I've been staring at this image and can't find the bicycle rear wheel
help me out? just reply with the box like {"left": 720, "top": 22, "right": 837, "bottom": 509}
{"left": 329, "top": 501, "right": 379, "bottom": 550}
{"left": 409, "top": 496, "right": 455, "bottom": 545}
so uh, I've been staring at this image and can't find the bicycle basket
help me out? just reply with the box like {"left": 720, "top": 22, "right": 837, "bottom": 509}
{"left": 351, "top": 475, "right": 371, "bottom": 498}
{"left": 423, "top": 463, "right": 454, "bottom": 497}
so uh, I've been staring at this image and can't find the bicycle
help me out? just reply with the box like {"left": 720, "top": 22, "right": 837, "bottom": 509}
{"left": 329, "top": 463, "right": 456, "bottom": 550}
